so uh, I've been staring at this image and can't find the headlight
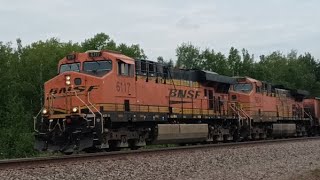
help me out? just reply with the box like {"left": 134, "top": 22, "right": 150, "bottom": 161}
{"left": 66, "top": 75, "right": 71, "bottom": 80}
{"left": 66, "top": 80, "right": 71, "bottom": 85}
{"left": 42, "top": 108, "right": 48, "bottom": 114}
{"left": 72, "top": 107, "right": 78, "bottom": 113}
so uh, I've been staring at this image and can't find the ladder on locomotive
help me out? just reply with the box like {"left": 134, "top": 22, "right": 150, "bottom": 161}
{"left": 297, "top": 104, "right": 314, "bottom": 126}
{"left": 229, "top": 102, "right": 251, "bottom": 127}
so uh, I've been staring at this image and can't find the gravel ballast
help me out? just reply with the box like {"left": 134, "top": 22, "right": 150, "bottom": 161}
{"left": 1, "top": 140, "right": 320, "bottom": 180}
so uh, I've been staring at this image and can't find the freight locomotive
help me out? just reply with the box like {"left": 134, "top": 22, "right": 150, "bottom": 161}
{"left": 34, "top": 50, "right": 320, "bottom": 153}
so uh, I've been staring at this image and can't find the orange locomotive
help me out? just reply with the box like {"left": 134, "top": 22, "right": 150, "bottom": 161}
{"left": 34, "top": 50, "right": 315, "bottom": 153}
{"left": 229, "top": 77, "right": 315, "bottom": 139}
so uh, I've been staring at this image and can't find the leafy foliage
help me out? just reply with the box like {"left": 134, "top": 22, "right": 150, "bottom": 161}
{"left": 157, "top": 56, "right": 174, "bottom": 67}
{"left": 176, "top": 43, "right": 201, "bottom": 69}
{"left": 81, "top": 33, "right": 146, "bottom": 59}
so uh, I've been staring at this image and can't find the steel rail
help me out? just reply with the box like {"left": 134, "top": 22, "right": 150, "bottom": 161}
{"left": 1, "top": 136, "right": 320, "bottom": 170}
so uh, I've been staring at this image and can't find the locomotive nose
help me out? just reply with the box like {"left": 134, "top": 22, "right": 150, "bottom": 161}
{"left": 43, "top": 71, "right": 100, "bottom": 117}
{"left": 36, "top": 71, "right": 100, "bottom": 153}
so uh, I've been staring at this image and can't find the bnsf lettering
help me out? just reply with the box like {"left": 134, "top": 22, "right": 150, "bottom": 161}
{"left": 49, "top": 85, "right": 98, "bottom": 94}
{"left": 169, "top": 89, "right": 200, "bottom": 99}
{"left": 49, "top": 88, "right": 58, "bottom": 94}
{"left": 74, "top": 86, "right": 86, "bottom": 92}
{"left": 58, "top": 87, "right": 72, "bottom": 94}
{"left": 87, "top": 85, "right": 98, "bottom": 92}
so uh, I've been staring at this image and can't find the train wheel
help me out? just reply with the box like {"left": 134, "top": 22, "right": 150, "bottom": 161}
{"left": 130, "top": 146, "right": 140, "bottom": 150}
{"left": 223, "top": 135, "right": 230, "bottom": 143}
{"left": 108, "top": 141, "right": 121, "bottom": 151}
{"left": 63, "top": 152, "right": 73, "bottom": 155}
{"left": 84, "top": 147, "right": 101, "bottom": 153}
{"left": 232, "top": 129, "right": 240, "bottom": 142}
{"left": 251, "top": 133, "right": 257, "bottom": 141}
{"left": 259, "top": 133, "right": 267, "bottom": 140}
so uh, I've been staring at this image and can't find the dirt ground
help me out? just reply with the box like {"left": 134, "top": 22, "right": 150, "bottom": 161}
{"left": 289, "top": 169, "right": 320, "bottom": 180}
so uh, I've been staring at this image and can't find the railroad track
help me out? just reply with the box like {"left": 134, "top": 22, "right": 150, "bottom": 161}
{"left": 1, "top": 136, "right": 320, "bottom": 170}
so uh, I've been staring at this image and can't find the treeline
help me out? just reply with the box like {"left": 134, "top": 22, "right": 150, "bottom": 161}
{"left": 0, "top": 33, "right": 319, "bottom": 159}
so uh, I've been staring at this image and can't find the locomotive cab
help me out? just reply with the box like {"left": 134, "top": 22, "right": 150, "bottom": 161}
{"left": 230, "top": 77, "right": 278, "bottom": 120}
{"left": 229, "top": 77, "right": 256, "bottom": 105}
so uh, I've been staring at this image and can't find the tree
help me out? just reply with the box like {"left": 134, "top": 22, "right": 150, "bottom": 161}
{"left": 82, "top": 33, "right": 146, "bottom": 59}
{"left": 81, "top": 33, "right": 111, "bottom": 50}
{"left": 176, "top": 43, "right": 201, "bottom": 69}
{"left": 167, "top": 59, "right": 174, "bottom": 67}
{"left": 240, "top": 48, "right": 254, "bottom": 77}
{"left": 157, "top": 56, "right": 164, "bottom": 64}
{"left": 227, "top": 47, "right": 241, "bottom": 76}
{"left": 200, "top": 48, "right": 228, "bottom": 74}
{"left": 157, "top": 56, "right": 174, "bottom": 67}
{"left": 117, "top": 43, "right": 146, "bottom": 59}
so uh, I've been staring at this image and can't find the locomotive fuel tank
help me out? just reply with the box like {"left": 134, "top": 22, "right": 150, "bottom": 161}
{"left": 272, "top": 124, "right": 296, "bottom": 137}
{"left": 155, "top": 124, "right": 208, "bottom": 144}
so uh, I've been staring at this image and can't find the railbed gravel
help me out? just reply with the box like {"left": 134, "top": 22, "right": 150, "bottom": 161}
{"left": 1, "top": 140, "right": 320, "bottom": 180}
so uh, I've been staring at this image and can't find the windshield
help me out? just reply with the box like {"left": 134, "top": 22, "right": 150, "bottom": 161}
{"left": 233, "top": 83, "right": 253, "bottom": 93}
{"left": 60, "top": 63, "right": 80, "bottom": 74}
{"left": 83, "top": 60, "right": 112, "bottom": 72}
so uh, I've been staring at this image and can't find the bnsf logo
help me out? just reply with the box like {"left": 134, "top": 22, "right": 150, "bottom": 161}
{"left": 169, "top": 89, "right": 201, "bottom": 99}
{"left": 49, "top": 85, "right": 98, "bottom": 94}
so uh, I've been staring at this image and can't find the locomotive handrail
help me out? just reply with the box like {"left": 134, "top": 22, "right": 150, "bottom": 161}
{"left": 229, "top": 102, "right": 251, "bottom": 120}
{"left": 34, "top": 93, "right": 56, "bottom": 133}
{"left": 297, "top": 104, "right": 312, "bottom": 120}
{"left": 87, "top": 92, "right": 104, "bottom": 134}
{"left": 72, "top": 91, "right": 96, "bottom": 129}
{"left": 48, "top": 120, "right": 63, "bottom": 132}
{"left": 49, "top": 93, "right": 54, "bottom": 114}
{"left": 229, "top": 104, "right": 243, "bottom": 119}
{"left": 33, "top": 108, "right": 44, "bottom": 133}
{"left": 236, "top": 106, "right": 251, "bottom": 120}
{"left": 304, "top": 111, "right": 313, "bottom": 119}
{"left": 229, "top": 102, "right": 252, "bottom": 137}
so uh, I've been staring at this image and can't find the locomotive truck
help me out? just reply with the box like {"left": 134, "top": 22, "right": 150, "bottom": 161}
{"left": 34, "top": 50, "right": 318, "bottom": 153}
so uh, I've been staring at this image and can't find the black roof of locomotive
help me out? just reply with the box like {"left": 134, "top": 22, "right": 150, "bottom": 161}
{"left": 134, "top": 59, "right": 236, "bottom": 85}
{"left": 169, "top": 69, "right": 236, "bottom": 85}
{"left": 196, "top": 70, "right": 236, "bottom": 84}
{"left": 290, "top": 89, "right": 310, "bottom": 97}
{"left": 272, "top": 84, "right": 310, "bottom": 97}
{"left": 134, "top": 59, "right": 309, "bottom": 98}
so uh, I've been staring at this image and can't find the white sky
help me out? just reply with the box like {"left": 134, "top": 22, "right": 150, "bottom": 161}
{"left": 1, "top": 0, "right": 319, "bottom": 61}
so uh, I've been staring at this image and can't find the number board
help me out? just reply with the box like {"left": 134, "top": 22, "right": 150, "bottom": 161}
{"left": 88, "top": 52, "right": 101, "bottom": 57}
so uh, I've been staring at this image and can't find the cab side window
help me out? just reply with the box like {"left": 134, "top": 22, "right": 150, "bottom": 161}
{"left": 118, "top": 61, "right": 133, "bottom": 77}
{"left": 256, "top": 86, "right": 261, "bottom": 93}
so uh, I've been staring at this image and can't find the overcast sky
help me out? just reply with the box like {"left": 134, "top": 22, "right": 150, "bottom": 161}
{"left": 1, "top": 0, "right": 319, "bottom": 61}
